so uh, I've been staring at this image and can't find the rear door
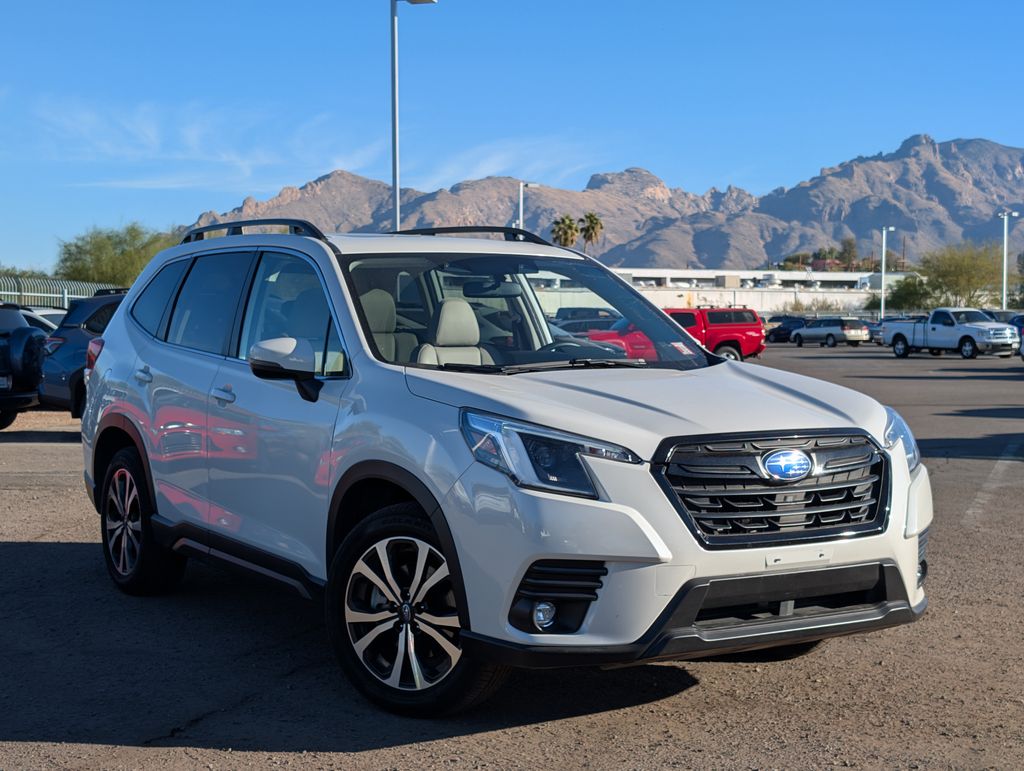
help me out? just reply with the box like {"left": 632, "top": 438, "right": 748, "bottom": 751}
{"left": 132, "top": 250, "right": 255, "bottom": 537}
{"left": 206, "top": 250, "right": 350, "bottom": 578}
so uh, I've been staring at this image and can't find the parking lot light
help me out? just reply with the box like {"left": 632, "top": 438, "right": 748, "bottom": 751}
{"left": 880, "top": 226, "right": 895, "bottom": 319}
{"left": 997, "top": 210, "right": 1019, "bottom": 310}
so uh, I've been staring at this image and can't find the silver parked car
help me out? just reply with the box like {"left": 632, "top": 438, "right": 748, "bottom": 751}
{"left": 791, "top": 317, "right": 871, "bottom": 348}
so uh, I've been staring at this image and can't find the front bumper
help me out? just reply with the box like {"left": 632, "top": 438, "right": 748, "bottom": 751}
{"left": 463, "top": 560, "right": 925, "bottom": 668}
{"left": 978, "top": 339, "right": 1019, "bottom": 354}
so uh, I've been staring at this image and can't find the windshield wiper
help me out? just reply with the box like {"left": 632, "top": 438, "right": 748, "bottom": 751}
{"left": 497, "top": 358, "right": 650, "bottom": 375}
{"left": 438, "top": 362, "right": 508, "bottom": 373}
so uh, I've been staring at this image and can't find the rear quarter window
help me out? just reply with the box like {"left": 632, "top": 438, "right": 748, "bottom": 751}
{"left": 132, "top": 259, "right": 190, "bottom": 337}
{"left": 707, "top": 310, "right": 757, "bottom": 324}
{"left": 84, "top": 301, "right": 119, "bottom": 334}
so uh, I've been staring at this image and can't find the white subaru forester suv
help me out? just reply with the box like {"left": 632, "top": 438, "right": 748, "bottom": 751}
{"left": 82, "top": 220, "right": 931, "bottom": 715}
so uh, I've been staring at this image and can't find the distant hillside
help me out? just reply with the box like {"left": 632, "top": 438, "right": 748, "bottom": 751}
{"left": 192, "top": 134, "right": 1024, "bottom": 269}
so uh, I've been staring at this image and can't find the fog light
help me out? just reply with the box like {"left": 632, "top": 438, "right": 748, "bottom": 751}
{"left": 532, "top": 601, "right": 556, "bottom": 630}
{"left": 917, "top": 560, "right": 928, "bottom": 587}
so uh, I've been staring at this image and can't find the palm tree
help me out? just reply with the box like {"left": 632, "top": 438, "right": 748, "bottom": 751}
{"left": 550, "top": 214, "right": 580, "bottom": 248}
{"left": 578, "top": 212, "right": 604, "bottom": 254}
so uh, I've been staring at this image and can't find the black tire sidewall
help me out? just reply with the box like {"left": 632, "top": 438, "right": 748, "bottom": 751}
{"left": 326, "top": 503, "right": 494, "bottom": 716}
{"left": 826, "top": 335, "right": 836, "bottom": 347}
{"left": 0, "top": 411, "right": 17, "bottom": 431}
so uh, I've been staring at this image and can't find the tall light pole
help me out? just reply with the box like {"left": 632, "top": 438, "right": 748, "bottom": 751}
{"left": 391, "top": 0, "right": 437, "bottom": 232}
{"left": 880, "top": 226, "right": 895, "bottom": 320}
{"left": 997, "top": 210, "right": 1019, "bottom": 310}
{"left": 517, "top": 182, "right": 539, "bottom": 230}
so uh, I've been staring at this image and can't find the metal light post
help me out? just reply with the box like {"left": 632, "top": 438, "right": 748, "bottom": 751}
{"left": 390, "top": 0, "right": 437, "bottom": 232}
{"left": 880, "top": 226, "right": 894, "bottom": 320}
{"left": 517, "top": 182, "right": 539, "bottom": 230}
{"left": 997, "top": 210, "right": 1019, "bottom": 310}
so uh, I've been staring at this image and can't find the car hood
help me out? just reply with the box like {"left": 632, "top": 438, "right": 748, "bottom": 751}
{"left": 965, "top": 322, "right": 1016, "bottom": 334}
{"left": 405, "top": 362, "right": 889, "bottom": 461}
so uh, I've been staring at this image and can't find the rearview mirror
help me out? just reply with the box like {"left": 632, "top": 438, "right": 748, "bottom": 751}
{"left": 461, "top": 280, "right": 523, "bottom": 298}
{"left": 249, "top": 338, "right": 322, "bottom": 402}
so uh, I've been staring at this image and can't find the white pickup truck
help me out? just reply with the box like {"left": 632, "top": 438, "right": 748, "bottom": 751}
{"left": 883, "top": 307, "right": 1020, "bottom": 359}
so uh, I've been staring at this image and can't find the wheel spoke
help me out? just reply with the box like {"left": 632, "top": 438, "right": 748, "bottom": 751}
{"left": 105, "top": 514, "right": 121, "bottom": 532}
{"left": 118, "top": 526, "right": 128, "bottom": 573}
{"left": 418, "top": 621, "right": 461, "bottom": 662}
{"left": 108, "top": 486, "right": 124, "bottom": 518}
{"left": 345, "top": 608, "right": 397, "bottom": 625}
{"left": 412, "top": 563, "right": 449, "bottom": 605}
{"left": 374, "top": 542, "right": 404, "bottom": 600}
{"left": 407, "top": 540, "right": 430, "bottom": 602}
{"left": 406, "top": 624, "right": 425, "bottom": 689}
{"left": 352, "top": 619, "right": 395, "bottom": 657}
{"left": 352, "top": 559, "right": 399, "bottom": 605}
{"left": 386, "top": 625, "right": 408, "bottom": 688}
{"left": 124, "top": 477, "right": 139, "bottom": 516}
{"left": 418, "top": 611, "right": 460, "bottom": 629}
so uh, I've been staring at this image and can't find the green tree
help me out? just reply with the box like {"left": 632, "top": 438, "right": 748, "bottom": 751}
{"left": 550, "top": 214, "right": 580, "bottom": 249}
{"left": 0, "top": 263, "right": 50, "bottom": 279}
{"left": 838, "top": 238, "right": 858, "bottom": 270}
{"left": 919, "top": 242, "right": 1011, "bottom": 307}
{"left": 577, "top": 212, "right": 604, "bottom": 253}
{"left": 864, "top": 276, "right": 932, "bottom": 311}
{"left": 56, "top": 223, "right": 178, "bottom": 286}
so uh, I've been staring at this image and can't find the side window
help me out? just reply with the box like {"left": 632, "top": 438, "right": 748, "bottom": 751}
{"left": 670, "top": 312, "right": 697, "bottom": 327}
{"left": 132, "top": 260, "right": 189, "bottom": 337}
{"left": 239, "top": 252, "right": 340, "bottom": 376}
{"left": 737, "top": 310, "right": 757, "bottom": 324}
{"left": 84, "top": 302, "right": 118, "bottom": 335}
{"left": 706, "top": 311, "right": 732, "bottom": 325}
{"left": 933, "top": 311, "right": 953, "bottom": 326}
{"left": 167, "top": 251, "right": 254, "bottom": 355}
{"left": 24, "top": 314, "right": 51, "bottom": 331}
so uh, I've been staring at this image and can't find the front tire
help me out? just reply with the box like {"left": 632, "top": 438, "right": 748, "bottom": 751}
{"left": 326, "top": 503, "right": 509, "bottom": 716}
{"left": 100, "top": 447, "right": 186, "bottom": 595}
{"left": 959, "top": 337, "right": 978, "bottom": 359}
{"left": 825, "top": 334, "right": 837, "bottom": 348}
{"left": 793, "top": 334, "right": 803, "bottom": 348}
{"left": 0, "top": 411, "right": 17, "bottom": 431}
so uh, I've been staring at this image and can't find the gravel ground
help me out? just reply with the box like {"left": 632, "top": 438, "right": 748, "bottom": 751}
{"left": 0, "top": 347, "right": 1022, "bottom": 769}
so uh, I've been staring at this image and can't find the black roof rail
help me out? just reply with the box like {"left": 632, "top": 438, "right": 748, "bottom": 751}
{"left": 93, "top": 288, "right": 130, "bottom": 296}
{"left": 181, "top": 218, "right": 328, "bottom": 244}
{"left": 393, "top": 226, "right": 553, "bottom": 246}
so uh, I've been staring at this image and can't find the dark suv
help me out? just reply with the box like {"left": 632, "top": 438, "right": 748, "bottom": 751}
{"left": 39, "top": 290, "right": 126, "bottom": 417}
{"left": 0, "top": 304, "right": 47, "bottom": 430}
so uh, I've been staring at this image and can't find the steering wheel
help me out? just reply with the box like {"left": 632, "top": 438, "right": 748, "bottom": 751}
{"left": 536, "top": 341, "right": 589, "bottom": 354}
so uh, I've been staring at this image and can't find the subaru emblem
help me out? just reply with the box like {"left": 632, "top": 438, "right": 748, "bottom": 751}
{"left": 763, "top": 449, "right": 813, "bottom": 481}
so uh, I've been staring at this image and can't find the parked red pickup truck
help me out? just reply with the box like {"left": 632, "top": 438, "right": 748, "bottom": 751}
{"left": 583, "top": 307, "right": 765, "bottom": 361}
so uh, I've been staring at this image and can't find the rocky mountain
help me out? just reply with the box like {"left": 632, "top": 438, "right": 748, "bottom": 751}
{"left": 192, "top": 135, "right": 1024, "bottom": 269}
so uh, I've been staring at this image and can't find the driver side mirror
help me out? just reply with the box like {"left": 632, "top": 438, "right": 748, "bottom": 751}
{"left": 249, "top": 337, "right": 323, "bottom": 402}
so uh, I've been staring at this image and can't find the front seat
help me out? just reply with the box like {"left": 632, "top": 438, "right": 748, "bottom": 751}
{"left": 417, "top": 299, "right": 494, "bottom": 366}
{"left": 360, "top": 289, "right": 417, "bottom": 363}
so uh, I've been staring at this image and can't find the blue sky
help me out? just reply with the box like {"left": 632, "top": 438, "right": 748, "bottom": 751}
{"left": 2, "top": 0, "right": 1022, "bottom": 270}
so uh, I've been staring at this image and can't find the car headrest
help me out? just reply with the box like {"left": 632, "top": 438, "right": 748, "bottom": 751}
{"left": 361, "top": 289, "right": 397, "bottom": 334}
{"left": 434, "top": 299, "right": 480, "bottom": 347}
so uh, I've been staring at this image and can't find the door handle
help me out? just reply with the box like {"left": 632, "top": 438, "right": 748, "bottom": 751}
{"left": 134, "top": 367, "right": 153, "bottom": 384}
{"left": 211, "top": 386, "right": 236, "bottom": 404}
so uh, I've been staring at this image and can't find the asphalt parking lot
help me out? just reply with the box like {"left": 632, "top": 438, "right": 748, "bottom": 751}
{"left": 1, "top": 346, "right": 1022, "bottom": 769}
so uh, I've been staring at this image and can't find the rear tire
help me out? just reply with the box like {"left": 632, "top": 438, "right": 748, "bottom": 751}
{"left": 893, "top": 336, "right": 909, "bottom": 358}
{"left": 0, "top": 411, "right": 17, "bottom": 431}
{"left": 793, "top": 334, "right": 803, "bottom": 348}
{"left": 100, "top": 447, "right": 186, "bottom": 595}
{"left": 326, "top": 503, "right": 509, "bottom": 716}
{"left": 825, "top": 334, "right": 837, "bottom": 348}
{"left": 715, "top": 344, "right": 742, "bottom": 362}
{"left": 959, "top": 337, "right": 978, "bottom": 359}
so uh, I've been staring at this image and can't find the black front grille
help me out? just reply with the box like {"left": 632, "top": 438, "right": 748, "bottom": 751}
{"left": 654, "top": 432, "right": 889, "bottom": 548}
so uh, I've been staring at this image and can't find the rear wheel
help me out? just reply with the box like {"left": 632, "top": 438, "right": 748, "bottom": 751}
{"left": 825, "top": 334, "right": 837, "bottom": 348}
{"left": 792, "top": 334, "right": 803, "bottom": 348}
{"left": 0, "top": 411, "right": 17, "bottom": 431}
{"left": 715, "top": 344, "right": 742, "bottom": 362}
{"left": 893, "top": 336, "right": 909, "bottom": 358}
{"left": 959, "top": 337, "right": 978, "bottom": 359}
{"left": 326, "top": 503, "right": 509, "bottom": 716}
{"left": 100, "top": 447, "right": 186, "bottom": 595}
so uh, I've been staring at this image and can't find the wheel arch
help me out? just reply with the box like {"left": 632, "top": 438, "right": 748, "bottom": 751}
{"left": 328, "top": 461, "right": 471, "bottom": 628}
{"left": 92, "top": 413, "right": 152, "bottom": 515}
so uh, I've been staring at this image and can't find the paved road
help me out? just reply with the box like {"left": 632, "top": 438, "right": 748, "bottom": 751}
{"left": 1, "top": 347, "right": 1022, "bottom": 769}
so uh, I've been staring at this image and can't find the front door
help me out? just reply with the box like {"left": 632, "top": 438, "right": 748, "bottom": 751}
{"left": 206, "top": 250, "right": 350, "bottom": 580}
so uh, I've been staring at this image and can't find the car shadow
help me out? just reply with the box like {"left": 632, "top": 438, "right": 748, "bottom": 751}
{"left": 0, "top": 541, "right": 698, "bottom": 752}
{"left": 918, "top": 434, "right": 1024, "bottom": 462}
{"left": 0, "top": 429, "right": 81, "bottom": 444}
{"left": 937, "top": 407, "right": 1024, "bottom": 421}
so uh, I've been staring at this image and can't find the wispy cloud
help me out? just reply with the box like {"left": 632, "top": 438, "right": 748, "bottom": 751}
{"left": 409, "top": 137, "right": 600, "bottom": 192}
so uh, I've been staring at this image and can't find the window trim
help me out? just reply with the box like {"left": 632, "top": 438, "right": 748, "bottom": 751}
{"left": 129, "top": 256, "right": 192, "bottom": 340}
{"left": 231, "top": 247, "right": 351, "bottom": 380}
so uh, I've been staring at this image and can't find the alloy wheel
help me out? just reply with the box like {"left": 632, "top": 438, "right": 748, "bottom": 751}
{"left": 345, "top": 536, "right": 462, "bottom": 691}
{"left": 105, "top": 468, "right": 142, "bottom": 576}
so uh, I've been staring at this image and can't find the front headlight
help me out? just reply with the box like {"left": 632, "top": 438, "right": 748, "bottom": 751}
{"left": 460, "top": 411, "right": 641, "bottom": 498}
{"left": 883, "top": 406, "right": 921, "bottom": 472}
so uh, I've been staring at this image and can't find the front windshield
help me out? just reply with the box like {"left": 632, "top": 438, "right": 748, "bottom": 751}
{"left": 340, "top": 252, "right": 715, "bottom": 373}
{"left": 954, "top": 310, "right": 992, "bottom": 324}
